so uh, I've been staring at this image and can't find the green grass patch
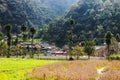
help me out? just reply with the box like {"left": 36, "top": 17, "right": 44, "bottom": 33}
{"left": 0, "top": 58, "right": 58, "bottom": 80}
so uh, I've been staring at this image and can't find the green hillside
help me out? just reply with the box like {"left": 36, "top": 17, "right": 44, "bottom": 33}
{"left": 43, "top": 0, "right": 120, "bottom": 47}
{"left": 0, "top": 0, "right": 78, "bottom": 33}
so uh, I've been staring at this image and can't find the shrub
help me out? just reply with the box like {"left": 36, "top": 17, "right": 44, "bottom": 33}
{"left": 108, "top": 54, "right": 120, "bottom": 60}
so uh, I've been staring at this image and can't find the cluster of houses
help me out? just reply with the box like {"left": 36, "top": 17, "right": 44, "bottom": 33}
{"left": 20, "top": 42, "right": 67, "bottom": 56}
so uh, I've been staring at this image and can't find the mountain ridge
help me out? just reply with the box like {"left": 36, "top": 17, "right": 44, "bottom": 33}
{"left": 0, "top": 0, "right": 79, "bottom": 33}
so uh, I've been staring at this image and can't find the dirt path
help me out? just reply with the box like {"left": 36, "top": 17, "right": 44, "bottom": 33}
{"left": 96, "top": 67, "right": 106, "bottom": 80}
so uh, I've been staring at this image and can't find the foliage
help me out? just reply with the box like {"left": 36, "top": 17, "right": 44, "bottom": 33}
{"left": 35, "top": 25, "right": 49, "bottom": 38}
{"left": 5, "top": 24, "right": 12, "bottom": 46}
{"left": 72, "top": 46, "right": 84, "bottom": 55}
{"left": 21, "top": 24, "right": 27, "bottom": 33}
{"left": 84, "top": 41, "right": 95, "bottom": 59}
{"left": 10, "top": 45, "right": 23, "bottom": 57}
{"left": 0, "top": 0, "right": 78, "bottom": 33}
{"left": 105, "top": 31, "right": 113, "bottom": 46}
{"left": 0, "top": 42, "right": 8, "bottom": 56}
{"left": 68, "top": 19, "right": 75, "bottom": 60}
{"left": 72, "top": 45, "right": 84, "bottom": 59}
{"left": 108, "top": 54, "right": 120, "bottom": 60}
{"left": 0, "top": 31, "right": 3, "bottom": 41}
{"left": 70, "top": 19, "right": 75, "bottom": 25}
{"left": 105, "top": 31, "right": 113, "bottom": 54}
{"left": 44, "top": 0, "right": 120, "bottom": 47}
{"left": 30, "top": 27, "right": 36, "bottom": 44}
{"left": 30, "top": 27, "right": 36, "bottom": 37}
{"left": 22, "top": 33, "right": 28, "bottom": 42}
{"left": 111, "top": 37, "right": 119, "bottom": 53}
{"left": 4, "top": 24, "right": 12, "bottom": 33}
{"left": 5, "top": 24, "right": 12, "bottom": 58}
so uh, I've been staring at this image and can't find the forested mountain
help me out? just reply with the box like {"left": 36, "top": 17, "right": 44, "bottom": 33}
{"left": 43, "top": 0, "right": 120, "bottom": 47}
{"left": 0, "top": 0, "right": 78, "bottom": 33}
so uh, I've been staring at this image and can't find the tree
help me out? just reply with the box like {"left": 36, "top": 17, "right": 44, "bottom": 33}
{"left": 0, "top": 42, "right": 8, "bottom": 57}
{"left": 0, "top": 32, "right": 3, "bottom": 41}
{"left": 29, "top": 27, "right": 36, "bottom": 58}
{"left": 84, "top": 41, "right": 95, "bottom": 59}
{"left": 11, "top": 45, "right": 23, "bottom": 58}
{"left": 105, "top": 31, "right": 113, "bottom": 55}
{"left": 5, "top": 24, "right": 12, "bottom": 58}
{"left": 72, "top": 45, "right": 84, "bottom": 60}
{"left": 21, "top": 24, "right": 27, "bottom": 42}
{"left": 68, "top": 19, "right": 75, "bottom": 60}
{"left": 30, "top": 27, "right": 36, "bottom": 44}
{"left": 22, "top": 33, "right": 28, "bottom": 42}
{"left": 21, "top": 24, "right": 27, "bottom": 32}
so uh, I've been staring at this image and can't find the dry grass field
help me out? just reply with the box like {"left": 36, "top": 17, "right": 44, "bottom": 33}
{"left": 29, "top": 60, "right": 120, "bottom": 80}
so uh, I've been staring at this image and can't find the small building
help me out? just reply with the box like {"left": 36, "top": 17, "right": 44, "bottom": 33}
{"left": 20, "top": 42, "right": 42, "bottom": 50}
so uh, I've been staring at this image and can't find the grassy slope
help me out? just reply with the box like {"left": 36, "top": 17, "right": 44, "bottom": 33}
{"left": 0, "top": 58, "right": 57, "bottom": 80}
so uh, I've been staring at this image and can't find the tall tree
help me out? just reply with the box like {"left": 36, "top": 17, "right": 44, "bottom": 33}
{"left": 5, "top": 24, "right": 12, "bottom": 58}
{"left": 0, "top": 32, "right": 3, "bottom": 41}
{"left": 30, "top": 27, "right": 36, "bottom": 45}
{"left": 105, "top": 31, "right": 113, "bottom": 55}
{"left": 21, "top": 24, "right": 27, "bottom": 33}
{"left": 29, "top": 27, "right": 36, "bottom": 58}
{"left": 21, "top": 24, "right": 27, "bottom": 42}
{"left": 84, "top": 41, "right": 95, "bottom": 59}
{"left": 68, "top": 19, "right": 75, "bottom": 60}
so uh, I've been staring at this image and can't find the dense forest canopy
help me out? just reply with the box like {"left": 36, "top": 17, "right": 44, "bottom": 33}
{"left": 1, "top": 0, "right": 120, "bottom": 47}
{"left": 0, "top": 0, "right": 78, "bottom": 33}
{"left": 43, "top": 0, "right": 120, "bottom": 47}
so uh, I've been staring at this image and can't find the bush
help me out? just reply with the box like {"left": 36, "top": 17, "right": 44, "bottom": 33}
{"left": 0, "top": 42, "right": 8, "bottom": 57}
{"left": 69, "top": 56, "right": 74, "bottom": 60}
{"left": 108, "top": 54, "right": 120, "bottom": 60}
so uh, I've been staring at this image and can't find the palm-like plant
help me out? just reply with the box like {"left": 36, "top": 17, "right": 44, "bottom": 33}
{"left": 0, "top": 31, "right": 3, "bottom": 41}
{"left": 29, "top": 27, "right": 36, "bottom": 58}
{"left": 5, "top": 24, "right": 12, "bottom": 58}
{"left": 21, "top": 24, "right": 27, "bottom": 42}
{"left": 68, "top": 19, "right": 75, "bottom": 60}
{"left": 21, "top": 24, "right": 27, "bottom": 33}
{"left": 30, "top": 27, "right": 36, "bottom": 44}
{"left": 5, "top": 24, "right": 12, "bottom": 33}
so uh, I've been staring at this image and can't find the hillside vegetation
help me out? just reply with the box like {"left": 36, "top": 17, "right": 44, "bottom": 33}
{"left": 0, "top": 0, "right": 78, "bottom": 33}
{"left": 43, "top": 0, "right": 120, "bottom": 47}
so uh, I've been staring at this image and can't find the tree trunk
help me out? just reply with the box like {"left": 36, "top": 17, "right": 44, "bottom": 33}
{"left": 108, "top": 45, "right": 110, "bottom": 55}
{"left": 69, "top": 50, "right": 74, "bottom": 60}
{"left": 88, "top": 55, "right": 90, "bottom": 59}
{"left": 7, "top": 46, "right": 10, "bottom": 58}
{"left": 16, "top": 52, "right": 18, "bottom": 58}
{"left": 31, "top": 37, "right": 34, "bottom": 58}
{"left": 77, "top": 54, "right": 79, "bottom": 60}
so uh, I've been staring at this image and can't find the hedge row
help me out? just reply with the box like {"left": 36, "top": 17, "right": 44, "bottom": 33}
{"left": 108, "top": 54, "right": 120, "bottom": 60}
